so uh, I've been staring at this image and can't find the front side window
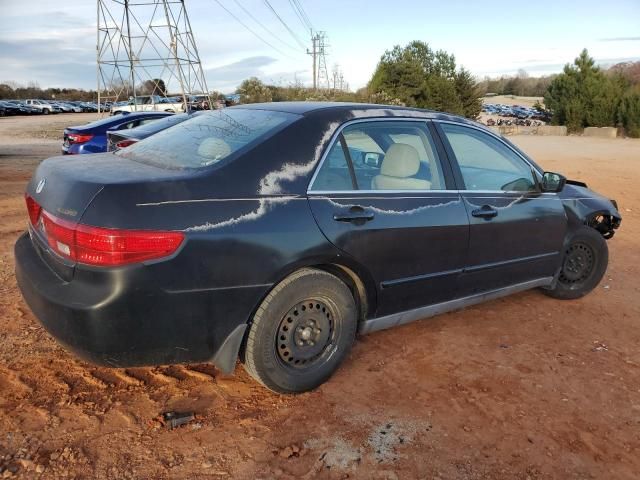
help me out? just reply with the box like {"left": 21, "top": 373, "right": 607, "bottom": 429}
{"left": 440, "top": 123, "right": 536, "bottom": 192}
{"left": 310, "top": 121, "right": 445, "bottom": 191}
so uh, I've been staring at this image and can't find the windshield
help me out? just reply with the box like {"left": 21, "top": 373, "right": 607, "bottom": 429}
{"left": 117, "top": 108, "right": 299, "bottom": 169}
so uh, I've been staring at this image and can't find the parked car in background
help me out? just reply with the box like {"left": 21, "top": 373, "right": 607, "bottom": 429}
{"left": 0, "top": 101, "right": 31, "bottom": 115}
{"left": 107, "top": 111, "right": 202, "bottom": 151}
{"left": 62, "top": 102, "right": 83, "bottom": 113}
{"left": 52, "top": 102, "right": 76, "bottom": 113}
{"left": 24, "top": 99, "right": 58, "bottom": 114}
{"left": 111, "top": 95, "right": 184, "bottom": 115}
{"left": 185, "top": 94, "right": 212, "bottom": 111}
{"left": 62, "top": 111, "right": 173, "bottom": 154}
{"left": 79, "top": 102, "right": 99, "bottom": 112}
{"left": 16, "top": 102, "right": 621, "bottom": 393}
{"left": 8, "top": 101, "right": 42, "bottom": 115}
{"left": 0, "top": 101, "right": 10, "bottom": 116}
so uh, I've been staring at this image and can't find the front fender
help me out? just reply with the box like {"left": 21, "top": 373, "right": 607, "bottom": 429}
{"left": 560, "top": 182, "right": 621, "bottom": 238}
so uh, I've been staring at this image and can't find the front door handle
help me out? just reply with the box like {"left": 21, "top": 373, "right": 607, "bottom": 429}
{"left": 333, "top": 206, "right": 375, "bottom": 223}
{"left": 471, "top": 205, "right": 498, "bottom": 219}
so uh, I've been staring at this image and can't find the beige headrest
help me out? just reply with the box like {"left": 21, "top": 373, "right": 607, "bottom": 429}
{"left": 380, "top": 143, "right": 420, "bottom": 178}
{"left": 197, "top": 137, "right": 231, "bottom": 163}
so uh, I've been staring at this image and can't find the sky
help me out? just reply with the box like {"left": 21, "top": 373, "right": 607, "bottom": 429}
{"left": 0, "top": 0, "right": 639, "bottom": 93}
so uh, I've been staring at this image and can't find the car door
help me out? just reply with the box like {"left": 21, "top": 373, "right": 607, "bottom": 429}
{"left": 307, "top": 119, "right": 469, "bottom": 317}
{"left": 435, "top": 121, "right": 567, "bottom": 294}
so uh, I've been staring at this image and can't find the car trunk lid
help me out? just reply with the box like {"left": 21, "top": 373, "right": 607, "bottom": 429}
{"left": 26, "top": 153, "right": 190, "bottom": 280}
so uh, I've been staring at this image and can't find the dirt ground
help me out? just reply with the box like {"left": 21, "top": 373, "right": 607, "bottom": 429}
{"left": 0, "top": 113, "right": 639, "bottom": 480}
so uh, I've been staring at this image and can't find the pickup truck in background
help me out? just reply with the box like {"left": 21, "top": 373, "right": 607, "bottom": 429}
{"left": 24, "top": 99, "right": 60, "bottom": 114}
{"left": 110, "top": 95, "right": 185, "bottom": 115}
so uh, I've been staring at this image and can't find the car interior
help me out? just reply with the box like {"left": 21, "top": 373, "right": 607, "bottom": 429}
{"left": 311, "top": 122, "right": 445, "bottom": 191}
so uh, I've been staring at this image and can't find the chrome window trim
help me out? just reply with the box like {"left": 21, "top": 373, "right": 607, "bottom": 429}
{"left": 309, "top": 189, "right": 556, "bottom": 196}
{"left": 306, "top": 117, "right": 445, "bottom": 195}
{"left": 309, "top": 189, "right": 460, "bottom": 195}
{"left": 433, "top": 119, "right": 544, "bottom": 176}
{"left": 306, "top": 117, "right": 550, "bottom": 196}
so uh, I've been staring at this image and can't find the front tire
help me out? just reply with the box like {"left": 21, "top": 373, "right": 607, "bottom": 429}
{"left": 243, "top": 268, "right": 357, "bottom": 393}
{"left": 542, "top": 226, "right": 608, "bottom": 300}
{"left": 43, "top": 108, "right": 49, "bottom": 115}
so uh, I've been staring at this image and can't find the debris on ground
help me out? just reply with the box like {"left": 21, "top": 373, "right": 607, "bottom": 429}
{"left": 161, "top": 411, "right": 196, "bottom": 429}
{"left": 592, "top": 341, "right": 608, "bottom": 352}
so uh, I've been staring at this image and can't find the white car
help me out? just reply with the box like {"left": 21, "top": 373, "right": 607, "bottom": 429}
{"left": 24, "top": 99, "right": 58, "bottom": 114}
{"left": 111, "top": 95, "right": 184, "bottom": 115}
{"left": 59, "top": 102, "right": 83, "bottom": 113}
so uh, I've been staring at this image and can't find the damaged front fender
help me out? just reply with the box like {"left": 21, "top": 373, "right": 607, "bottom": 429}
{"left": 560, "top": 180, "right": 622, "bottom": 239}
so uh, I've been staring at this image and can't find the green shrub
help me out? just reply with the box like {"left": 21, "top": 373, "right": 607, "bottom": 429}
{"left": 619, "top": 87, "right": 640, "bottom": 138}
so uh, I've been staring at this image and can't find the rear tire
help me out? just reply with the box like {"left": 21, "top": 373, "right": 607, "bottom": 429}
{"left": 243, "top": 268, "right": 357, "bottom": 393}
{"left": 542, "top": 226, "right": 608, "bottom": 300}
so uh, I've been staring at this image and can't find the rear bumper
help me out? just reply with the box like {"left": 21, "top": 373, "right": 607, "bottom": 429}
{"left": 15, "top": 233, "right": 266, "bottom": 372}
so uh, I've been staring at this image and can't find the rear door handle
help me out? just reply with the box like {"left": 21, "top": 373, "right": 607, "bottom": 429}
{"left": 333, "top": 206, "right": 375, "bottom": 223}
{"left": 471, "top": 206, "right": 498, "bottom": 219}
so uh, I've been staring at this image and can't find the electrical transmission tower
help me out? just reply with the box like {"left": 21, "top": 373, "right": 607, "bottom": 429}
{"left": 307, "top": 31, "right": 329, "bottom": 90}
{"left": 97, "top": 0, "right": 210, "bottom": 111}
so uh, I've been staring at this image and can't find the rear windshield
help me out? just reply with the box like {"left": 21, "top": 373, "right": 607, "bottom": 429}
{"left": 117, "top": 108, "right": 298, "bottom": 169}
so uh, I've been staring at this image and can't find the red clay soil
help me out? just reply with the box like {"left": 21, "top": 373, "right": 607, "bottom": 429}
{"left": 0, "top": 118, "right": 639, "bottom": 479}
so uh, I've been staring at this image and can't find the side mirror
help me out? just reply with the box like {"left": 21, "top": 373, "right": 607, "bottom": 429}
{"left": 541, "top": 171, "right": 566, "bottom": 193}
{"left": 363, "top": 152, "right": 383, "bottom": 168}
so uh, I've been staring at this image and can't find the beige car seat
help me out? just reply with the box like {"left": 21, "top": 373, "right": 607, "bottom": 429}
{"left": 371, "top": 143, "right": 431, "bottom": 190}
{"left": 198, "top": 137, "right": 232, "bottom": 165}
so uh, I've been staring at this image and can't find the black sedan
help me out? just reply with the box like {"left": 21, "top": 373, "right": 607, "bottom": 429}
{"left": 15, "top": 103, "right": 621, "bottom": 393}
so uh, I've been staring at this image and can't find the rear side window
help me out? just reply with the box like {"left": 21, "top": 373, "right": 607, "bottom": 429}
{"left": 118, "top": 109, "right": 298, "bottom": 169}
{"left": 310, "top": 120, "right": 446, "bottom": 191}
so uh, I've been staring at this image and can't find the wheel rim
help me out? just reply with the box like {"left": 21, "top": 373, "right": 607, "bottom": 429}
{"left": 275, "top": 299, "right": 335, "bottom": 369}
{"left": 559, "top": 241, "right": 595, "bottom": 285}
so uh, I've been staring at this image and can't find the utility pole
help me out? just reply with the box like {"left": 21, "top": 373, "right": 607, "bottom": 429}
{"left": 307, "top": 31, "right": 329, "bottom": 90}
{"left": 307, "top": 32, "right": 317, "bottom": 90}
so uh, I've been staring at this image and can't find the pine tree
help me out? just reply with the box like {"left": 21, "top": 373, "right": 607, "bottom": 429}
{"left": 368, "top": 41, "right": 481, "bottom": 118}
{"left": 619, "top": 86, "right": 640, "bottom": 137}
{"left": 455, "top": 68, "right": 482, "bottom": 118}
{"left": 544, "top": 49, "right": 625, "bottom": 132}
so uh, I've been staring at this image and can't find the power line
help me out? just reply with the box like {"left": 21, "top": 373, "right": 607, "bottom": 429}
{"left": 262, "top": 0, "right": 307, "bottom": 50}
{"left": 212, "top": 0, "right": 297, "bottom": 60}
{"left": 287, "top": 0, "right": 311, "bottom": 33}
{"left": 232, "top": 0, "right": 301, "bottom": 54}
{"left": 290, "top": 0, "right": 313, "bottom": 32}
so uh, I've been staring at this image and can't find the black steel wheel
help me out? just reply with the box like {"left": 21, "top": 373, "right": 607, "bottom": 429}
{"left": 276, "top": 299, "right": 336, "bottom": 369}
{"left": 542, "top": 226, "right": 608, "bottom": 300}
{"left": 558, "top": 242, "right": 595, "bottom": 285}
{"left": 243, "top": 268, "right": 357, "bottom": 393}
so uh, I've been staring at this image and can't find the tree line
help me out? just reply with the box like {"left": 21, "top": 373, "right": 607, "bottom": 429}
{"left": 544, "top": 50, "right": 640, "bottom": 136}
{"left": 237, "top": 44, "right": 639, "bottom": 137}
{"left": 237, "top": 40, "right": 482, "bottom": 119}
{"left": 0, "top": 78, "right": 182, "bottom": 102}
{"left": 3, "top": 43, "right": 638, "bottom": 137}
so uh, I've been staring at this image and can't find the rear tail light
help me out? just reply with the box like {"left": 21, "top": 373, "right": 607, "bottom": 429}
{"left": 25, "top": 195, "right": 184, "bottom": 266}
{"left": 115, "top": 139, "right": 137, "bottom": 149}
{"left": 25, "top": 194, "right": 42, "bottom": 226}
{"left": 67, "top": 133, "right": 94, "bottom": 144}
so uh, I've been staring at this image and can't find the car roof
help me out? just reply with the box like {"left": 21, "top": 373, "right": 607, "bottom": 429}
{"left": 229, "top": 101, "right": 472, "bottom": 123}
{"left": 102, "top": 111, "right": 172, "bottom": 120}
